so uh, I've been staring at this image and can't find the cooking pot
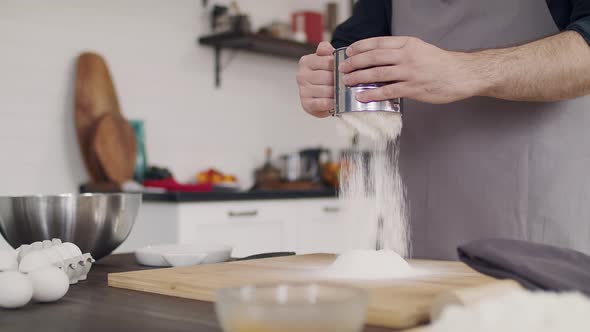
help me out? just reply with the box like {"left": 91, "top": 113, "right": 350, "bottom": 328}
{"left": 278, "top": 149, "right": 330, "bottom": 182}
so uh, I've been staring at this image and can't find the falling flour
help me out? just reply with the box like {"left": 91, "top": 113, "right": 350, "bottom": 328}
{"left": 428, "top": 290, "right": 590, "bottom": 332}
{"left": 327, "top": 111, "right": 411, "bottom": 279}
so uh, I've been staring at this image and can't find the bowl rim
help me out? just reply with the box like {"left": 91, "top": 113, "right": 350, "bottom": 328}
{"left": 216, "top": 282, "right": 368, "bottom": 306}
{"left": 136, "top": 243, "right": 233, "bottom": 254}
{"left": 0, "top": 193, "right": 143, "bottom": 199}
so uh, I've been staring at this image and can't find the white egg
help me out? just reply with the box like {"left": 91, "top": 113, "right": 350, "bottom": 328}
{"left": 61, "top": 243, "right": 82, "bottom": 257}
{"left": 42, "top": 240, "right": 53, "bottom": 249}
{"left": 16, "top": 244, "right": 30, "bottom": 262}
{"left": 31, "top": 242, "right": 43, "bottom": 251}
{"left": 0, "top": 271, "right": 33, "bottom": 308}
{"left": 51, "top": 239, "right": 62, "bottom": 246}
{"left": 19, "top": 251, "right": 52, "bottom": 273}
{"left": 28, "top": 266, "right": 69, "bottom": 303}
{"left": 0, "top": 250, "right": 17, "bottom": 271}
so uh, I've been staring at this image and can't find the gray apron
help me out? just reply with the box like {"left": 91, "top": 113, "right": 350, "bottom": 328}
{"left": 393, "top": 0, "right": 590, "bottom": 259}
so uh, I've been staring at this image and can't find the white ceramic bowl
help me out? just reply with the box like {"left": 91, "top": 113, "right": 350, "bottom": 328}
{"left": 134, "top": 243, "right": 232, "bottom": 267}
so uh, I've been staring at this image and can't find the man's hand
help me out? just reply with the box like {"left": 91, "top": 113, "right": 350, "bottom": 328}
{"left": 339, "top": 36, "right": 482, "bottom": 104}
{"left": 340, "top": 32, "right": 590, "bottom": 104}
{"left": 297, "top": 41, "right": 335, "bottom": 118}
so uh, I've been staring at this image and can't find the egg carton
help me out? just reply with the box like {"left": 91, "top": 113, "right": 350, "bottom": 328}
{"left": 54, "top": 253, "right": 95, "bottom": 284}
{"left": 16, "top": 239, "right": 64, "bottom": 262}
{"left": 16, "top": 239, "right": 95, "bottom": 284}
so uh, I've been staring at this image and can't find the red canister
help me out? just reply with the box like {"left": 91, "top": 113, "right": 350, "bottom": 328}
{"left": 291, "top": 11, "right": 324, "bottom": 44}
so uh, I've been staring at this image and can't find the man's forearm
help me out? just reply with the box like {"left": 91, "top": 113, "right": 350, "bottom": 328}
{"left": 340, "top": 33, "right": 590, "bottom": 104}
{"left": 469, "top": 31, "right": 590, "bottom": 102}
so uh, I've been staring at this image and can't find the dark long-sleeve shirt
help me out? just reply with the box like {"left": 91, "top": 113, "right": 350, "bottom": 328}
{"left": 332, "top": 0, "right": 590, "bottom": 48}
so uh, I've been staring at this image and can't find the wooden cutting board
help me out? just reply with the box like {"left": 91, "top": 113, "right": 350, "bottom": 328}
{"left": 92, "top": 113, "right": 137, "bottom": 184}
{"left": 75, "top": 52, "right": 122, "bottom": 183}
{"left": 108, "top": 254, "right": 496, "bottom": 329}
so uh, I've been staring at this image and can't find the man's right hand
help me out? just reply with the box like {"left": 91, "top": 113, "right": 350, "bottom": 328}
{"left": 296, "top": 41, "right": 335, "bottom": 118}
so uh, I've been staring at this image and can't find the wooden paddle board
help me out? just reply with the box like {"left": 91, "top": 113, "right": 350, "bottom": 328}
{"left": 108, "top": 254, "right": 496, "bottom": 329}
{"left": 92, "top": 113, "right": 137, "bottom": 184}
{"left": 75, "top": 52, "right": 122, "bottom": 183}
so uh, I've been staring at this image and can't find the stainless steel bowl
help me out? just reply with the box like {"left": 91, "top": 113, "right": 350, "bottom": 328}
{"left": 0, "top": 193, "right": 141, "bottom": 260}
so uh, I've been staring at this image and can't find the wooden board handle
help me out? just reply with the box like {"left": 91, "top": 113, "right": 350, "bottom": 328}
{"left": 430, "top": 279, "right": 522, "bottom": 321}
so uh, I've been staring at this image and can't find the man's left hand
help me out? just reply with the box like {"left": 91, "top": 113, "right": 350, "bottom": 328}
{"left": 339, "top": 36, "right": 482, "bottom": 104}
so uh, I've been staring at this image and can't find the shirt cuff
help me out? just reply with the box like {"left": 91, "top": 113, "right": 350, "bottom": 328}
{"left": 567, "top": 17, "right": 590, "bottom": 46}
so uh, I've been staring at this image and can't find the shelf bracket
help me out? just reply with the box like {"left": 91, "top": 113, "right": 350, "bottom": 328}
{"left": 214, "top": 46, "right": 221, "bottom": 88}
{"left": 199, "top": 33, "right": 316, "bottom": 88}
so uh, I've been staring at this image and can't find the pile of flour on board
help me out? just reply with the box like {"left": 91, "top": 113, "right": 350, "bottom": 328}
{"left": 323, "top": 249, "right": 415, "bottom": 279}
{"left": 326, "top": 111, "right": 412, "bottom": 279}
{"left": 428, "top": 290, "right": 590, "bottom": 332}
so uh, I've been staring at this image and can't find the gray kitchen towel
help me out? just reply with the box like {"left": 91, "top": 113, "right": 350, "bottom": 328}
{"left": 458, "top": 238, "right": 590, "bottom": 295}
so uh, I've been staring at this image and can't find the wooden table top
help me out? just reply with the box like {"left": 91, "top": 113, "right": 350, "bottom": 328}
{"left": 0, "top": 254, "right": 397, "bottom": 332}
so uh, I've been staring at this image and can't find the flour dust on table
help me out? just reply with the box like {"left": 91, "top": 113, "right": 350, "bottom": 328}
{"left": 428, "top": 290, "right": 590, "bottom": 332}
{"left": 330, "top": 112, "right": 411, "bottom": 279}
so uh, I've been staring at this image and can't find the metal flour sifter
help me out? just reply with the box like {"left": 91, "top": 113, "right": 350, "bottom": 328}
{"left": 331, "top": 47, "right": 402, "bottom": 116}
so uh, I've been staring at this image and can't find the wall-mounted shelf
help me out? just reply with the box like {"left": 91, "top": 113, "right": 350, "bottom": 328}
{"left": 198, "top": 31, "right": 317, "bottom": 87}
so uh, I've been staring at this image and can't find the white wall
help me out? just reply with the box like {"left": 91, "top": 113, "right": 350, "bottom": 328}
{"left": 0, "top": 0, "right": 351, "bottom": 194}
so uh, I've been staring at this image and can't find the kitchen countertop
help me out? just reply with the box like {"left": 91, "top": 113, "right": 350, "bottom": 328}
{"left": 141, "top": 188, "right": 338, "bottom": 202}
{"left": 80, "top": 184, "right": 338, "bottom": 202}
{"left": 0, "top": 254, "right": 396, "bottom": 332}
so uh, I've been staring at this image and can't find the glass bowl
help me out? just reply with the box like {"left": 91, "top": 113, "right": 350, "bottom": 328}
{"left": 215, "top": 283, "right": 368, "bottom": 332}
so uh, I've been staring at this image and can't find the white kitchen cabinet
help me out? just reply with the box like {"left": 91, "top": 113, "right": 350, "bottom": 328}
{"left": 115, "top": 202, "right": 180, "bottom": 253}
{"left": 193, "top": 221, "right": 284, "bottom": 257}
{"left": 177, "top": 200, "right": 297, "bottom": 257}
{"left": 115, "top": 197, "right": 345, "bottom": 257}
{"left": 295, "top": 199, "right": 346, "bottom": 254}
